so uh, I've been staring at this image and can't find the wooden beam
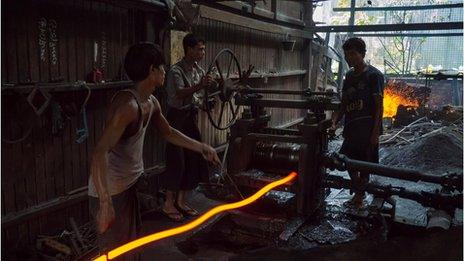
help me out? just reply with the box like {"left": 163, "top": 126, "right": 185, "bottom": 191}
{"left": 97, "top": 0, "right": 167, "bottom": 12}
{"left": 253, "top": 6, "right": 275, "bottom": 20}
{"left": 303, "top": 0, "right": 313, "bottom": 89}
{"left": 354, "top": 32, "right": 463, "bottom": 37}
{"left": 2, "top": 81, "right": 133, "bottom": 93}
{"left": 198, "top": 5, "right": 312, "bottom": 39}
{"left": 126, "top": 0, "right": 168, "bottom": 8}
{"left": 353, "top": 32, "right": 463, "bottom": 37}
{"left": 348, "top": 0, "right": 356, "bottom": 37}
{"left": 2, "top": 190, "right": 88, "bottom": 228}
{"left": 213, "top": 0, "right": 305, "bottom": 26}
{"left": 322, "top": 33, "right": 331, "bottom": 90}
{"left": 276, "top": 13, "right": 305, "bottom": 26}
{"left": 271, "top": 0, "right": 277, "bottom": 20}
{"left": 333, "top": 3, "right": 463, "bottom": 12}
{"left": 313, "top": 22, "right": 463, "bottom": 32}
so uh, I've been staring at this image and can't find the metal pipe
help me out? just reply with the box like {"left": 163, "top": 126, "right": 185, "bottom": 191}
{"left": 241, "top": 88, "right": 338, "bottom": 96}
{"left": 244, "top": 88, "right": 306, "bottom": 95}
{"left": 332, "top": 153, "right": 460, "bottom": 188}
{"left": 325, "top": 175, "right": 462, "bottom": 209}
{"left": 235, "top": 97, "right": 341, "bottom": 110}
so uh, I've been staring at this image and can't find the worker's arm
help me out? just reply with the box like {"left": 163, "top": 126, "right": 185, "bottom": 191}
{"left": 331, "top": 106, "right": 345, "bottom": 128}
{"left": 175, "top": 74, "right": 212, "bottom": 100}
{"left": 330, "top": 80, "right": 347, "bottom": 130}
{"left": 90, "top": 95, "right": 138, "bottom": 233}
{"left": 369, "top": 73, "right": 385, "bottom": 145}
{"left": 151, "top": 97, "right": 220, "bottom": 165}
{"left": 168, "top": 70, "right": 213, "bottom": 100}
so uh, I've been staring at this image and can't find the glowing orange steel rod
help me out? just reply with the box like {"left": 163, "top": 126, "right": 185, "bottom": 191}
{"left": 93, "top": 172, "right": 297, "bottom": 261}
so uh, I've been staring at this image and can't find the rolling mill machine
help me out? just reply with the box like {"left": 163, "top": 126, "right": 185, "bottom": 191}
{"left": 201, "top": 49, "right": 462, "bottom": 229}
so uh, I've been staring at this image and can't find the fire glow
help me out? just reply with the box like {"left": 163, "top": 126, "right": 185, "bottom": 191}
{"left": 93, "top": 172, "right": 298, "bottom": 261}
{"left": 383, "top": 81, "right": 420, "bottom": 118}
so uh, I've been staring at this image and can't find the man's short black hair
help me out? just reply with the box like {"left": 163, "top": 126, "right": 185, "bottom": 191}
{"left": 124, "top": 42, "right": 165, "bottom": 82}
{"left": 342, "top": 37, "right": 367, "bottom": 56}
{"left": 183, "top": 33, "right": 205, "bottom": 54}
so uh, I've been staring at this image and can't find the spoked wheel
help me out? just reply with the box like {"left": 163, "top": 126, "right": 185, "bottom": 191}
{"left": 204, "top": 49, "right": 242, "bottom": 130}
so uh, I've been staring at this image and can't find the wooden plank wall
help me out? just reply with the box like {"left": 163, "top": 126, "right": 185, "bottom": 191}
{"left": 193, "top": 17, "right": 306, "bottom": 144}
{"left": 277, "top": 1, "right": 304, "bottom": 21}
{"left": 1, "top": 0, "right": 166, "bottom": 251}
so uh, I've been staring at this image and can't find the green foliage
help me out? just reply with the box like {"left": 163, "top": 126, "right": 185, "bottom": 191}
{"left": 327, "top": 0, "right": 458, "bottom": 74}
{"left": 374, "top": 0, "right": 451, "bottom": 74}
{"left": 355, "top": 13, "right": 378, "bottom": 25}
{"left": 337, "top": 0, "right": 350, "bottom": 8}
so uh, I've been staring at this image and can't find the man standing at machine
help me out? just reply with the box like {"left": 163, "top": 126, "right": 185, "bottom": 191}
{"left": 89, "top": 42, "right": 220, "bottom": 259}
{"left": 162, "top": 33, "right": 214, "bottom": 221}
{"left": 330, "top": 37, "right": 385, "bottom": 208}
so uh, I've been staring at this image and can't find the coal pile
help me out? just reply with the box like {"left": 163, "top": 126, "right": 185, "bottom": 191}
{"left": 380, "top": 126, "right": 463, "bottom": 176}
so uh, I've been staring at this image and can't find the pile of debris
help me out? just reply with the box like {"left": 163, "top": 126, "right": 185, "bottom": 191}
{"left": 35, "top": 219, "right": 96, "bottom": 260}
{"left": 393, "top": 104, "right": 463, "bottom": 127}
{"left": 380, "top": 108, "right": 463, "bottom": 176}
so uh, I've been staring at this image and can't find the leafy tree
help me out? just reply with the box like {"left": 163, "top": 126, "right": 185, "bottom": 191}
{"left": 331, "top": 0, "right": 454, "bottom": 74}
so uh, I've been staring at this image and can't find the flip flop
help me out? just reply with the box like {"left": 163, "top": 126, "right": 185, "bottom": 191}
{"left": 161, "top": 208, "right": 184, "bottom": 222}
{"left": 175, "top": 203, "right": 200, "bottom": 217}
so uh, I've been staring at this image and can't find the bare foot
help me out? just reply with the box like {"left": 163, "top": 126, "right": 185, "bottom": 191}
{"left": 161, "top": 204, "right": 184, "bottom": 222}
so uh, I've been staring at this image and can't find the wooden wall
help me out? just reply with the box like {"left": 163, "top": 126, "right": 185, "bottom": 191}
{"left": 1, "top": 0, "right": 167, "bottom": 253}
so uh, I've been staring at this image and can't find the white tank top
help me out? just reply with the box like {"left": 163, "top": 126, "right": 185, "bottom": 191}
{"left": 88, "top": 89, "right": 154, "bottom": 197}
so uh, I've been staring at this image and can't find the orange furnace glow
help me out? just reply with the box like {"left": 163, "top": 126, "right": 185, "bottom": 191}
{"left": 383, "top": 82, "right": 420, "bottom": 118}
{"left": 93, "top": 171, "right": 298, "bottom": 261}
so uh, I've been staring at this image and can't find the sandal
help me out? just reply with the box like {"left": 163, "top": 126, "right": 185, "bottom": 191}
{"left": 175, "top": 203, "right": 200, "bottom": 217}
{"left": 161, "top": 208, "right": 184, "bottom": 222}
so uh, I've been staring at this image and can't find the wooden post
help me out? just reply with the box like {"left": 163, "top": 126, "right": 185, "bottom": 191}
{"left": 322, "top": 33, "right": 331, "bottom": 91}
{"left": 348, "top": 0, "right": 356, "bottom": 37}
{"left": 271, "top": 0, "right": 277, "bottom": 21}
{"left": 145, "top": 13, "right": 156, "bottom": 42}
{"left": 302, "top": 0, "right": 313, "bottom": 90}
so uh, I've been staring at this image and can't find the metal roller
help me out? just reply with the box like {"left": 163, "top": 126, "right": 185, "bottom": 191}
{"left": 252, "top": 142, "right": 301, "bottom": 173}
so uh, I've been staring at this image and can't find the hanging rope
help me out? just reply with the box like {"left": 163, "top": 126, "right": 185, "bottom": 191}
{"left": 75, "top": 82, "right": 92, "bottom": 144}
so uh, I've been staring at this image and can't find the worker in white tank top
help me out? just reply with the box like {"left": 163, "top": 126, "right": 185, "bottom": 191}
{"left": 89, "top": 43, "right": 220, "bottom": 258}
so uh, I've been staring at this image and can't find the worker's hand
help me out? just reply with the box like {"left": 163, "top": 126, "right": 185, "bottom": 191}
{"left": 201, "top": 74, "right": 214, "bottom": 88}
{"left": 96, "top": 200, "right": 115, "bottom": 234}
{"left": 201, "top": 143, "right": 221, "bottom": 166}
{"left": 328, "top": 123, "right": 337, "bottom": 138}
